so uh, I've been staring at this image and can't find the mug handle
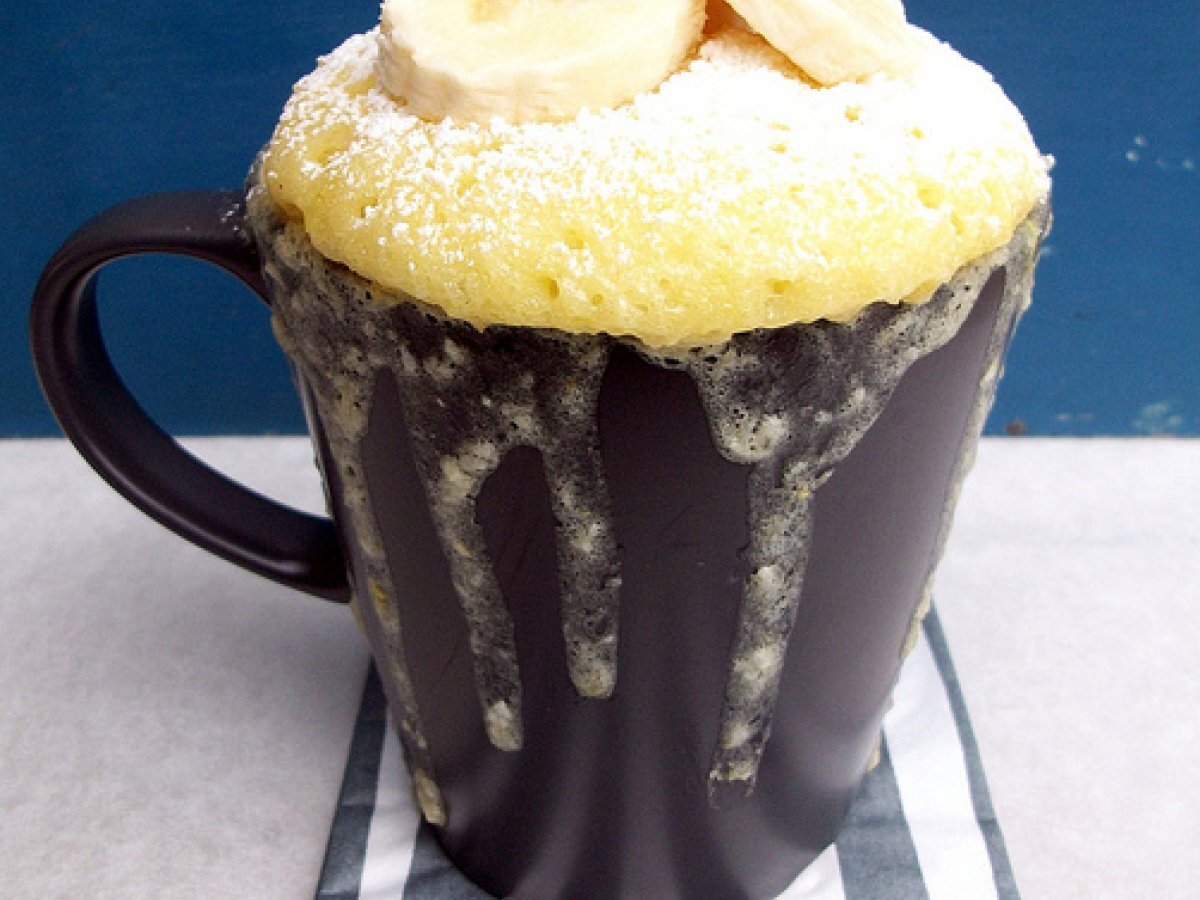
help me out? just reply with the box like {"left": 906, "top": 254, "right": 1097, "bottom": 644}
{"left": 30, "top": 190, "right": 350, "bottom": 603}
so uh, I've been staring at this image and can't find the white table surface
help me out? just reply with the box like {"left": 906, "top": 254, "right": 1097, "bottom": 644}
{"left": 1, "top": 437, "right": 1197, "bottom": 899}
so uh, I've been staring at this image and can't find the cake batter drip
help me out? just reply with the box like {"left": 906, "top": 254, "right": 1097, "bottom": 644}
{"left": 652, "top": 203, "right": 1046, "bottom": 793}
{"left": 385, "top": 315, "right": 619, "bottom": 750}
{"left": 898, "top": 208, "right": 1048, "bottom": 663}
{"left": 251, "top": 181, "right": 1046, "bottom": 812}
{"left": 262, "top": 231, "right": 448, "bottom": 825}
{"left": 251, "top": 190, "right": 620, "bottom": 764}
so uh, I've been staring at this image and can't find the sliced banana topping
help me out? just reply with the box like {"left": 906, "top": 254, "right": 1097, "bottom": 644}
{"left": 377, "top": 0, "right": 707, "bottom": 124}
{"left": 723, "top": 0, "right": 923, "bottom": 84}
{"left": 704, "top": 0, "right": 750, "bottom": 34}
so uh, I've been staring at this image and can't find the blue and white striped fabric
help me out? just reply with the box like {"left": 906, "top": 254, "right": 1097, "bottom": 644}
{"left": 315, "top": 611, "right": 1019, "bottom": 900}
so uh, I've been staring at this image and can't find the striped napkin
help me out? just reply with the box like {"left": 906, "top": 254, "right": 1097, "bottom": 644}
{"left": 315, "top": 611, "right": 1019, "bottom": 900}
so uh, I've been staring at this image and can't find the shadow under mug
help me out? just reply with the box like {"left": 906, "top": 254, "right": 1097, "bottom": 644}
{"left": 31, "top": 189, "right": 1044, "bottom": 899}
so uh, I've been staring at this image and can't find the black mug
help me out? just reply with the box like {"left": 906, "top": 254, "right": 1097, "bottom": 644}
{"left": 31, "top": 185, "right": 1046, "bottom": 899}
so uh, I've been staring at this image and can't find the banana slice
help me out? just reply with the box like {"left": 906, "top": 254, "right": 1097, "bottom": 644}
{"left": 378, "top": 0, "right": 706, "bottom": 124}
{"left": 724, "top": 0, "right": 922, "bottom": 84}
{"left": 704, "top": 1, "right": 750, "bottom": 34}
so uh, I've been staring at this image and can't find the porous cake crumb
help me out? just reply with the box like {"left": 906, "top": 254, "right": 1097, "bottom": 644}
{"left": 262, "top": 27, "right": 1048, "bottom": 347}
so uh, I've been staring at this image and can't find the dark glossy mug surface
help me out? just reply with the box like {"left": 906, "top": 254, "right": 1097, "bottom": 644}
{"left": 300, "top": 263, "right": 1017, "bottom": 899}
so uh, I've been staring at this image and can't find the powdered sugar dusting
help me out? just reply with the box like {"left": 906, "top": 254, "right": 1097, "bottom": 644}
{"left": 261, "top": 27, "right": 1049, "bottom": 347}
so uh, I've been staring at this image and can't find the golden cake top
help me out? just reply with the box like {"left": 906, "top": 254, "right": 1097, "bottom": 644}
{"left": 259, "top": 19, "right": 1049, "bottom": 347}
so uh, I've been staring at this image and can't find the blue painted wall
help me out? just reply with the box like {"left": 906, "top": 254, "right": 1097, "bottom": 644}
{"left": 3, "top": 1, "right": 1197, "bottom": 436}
